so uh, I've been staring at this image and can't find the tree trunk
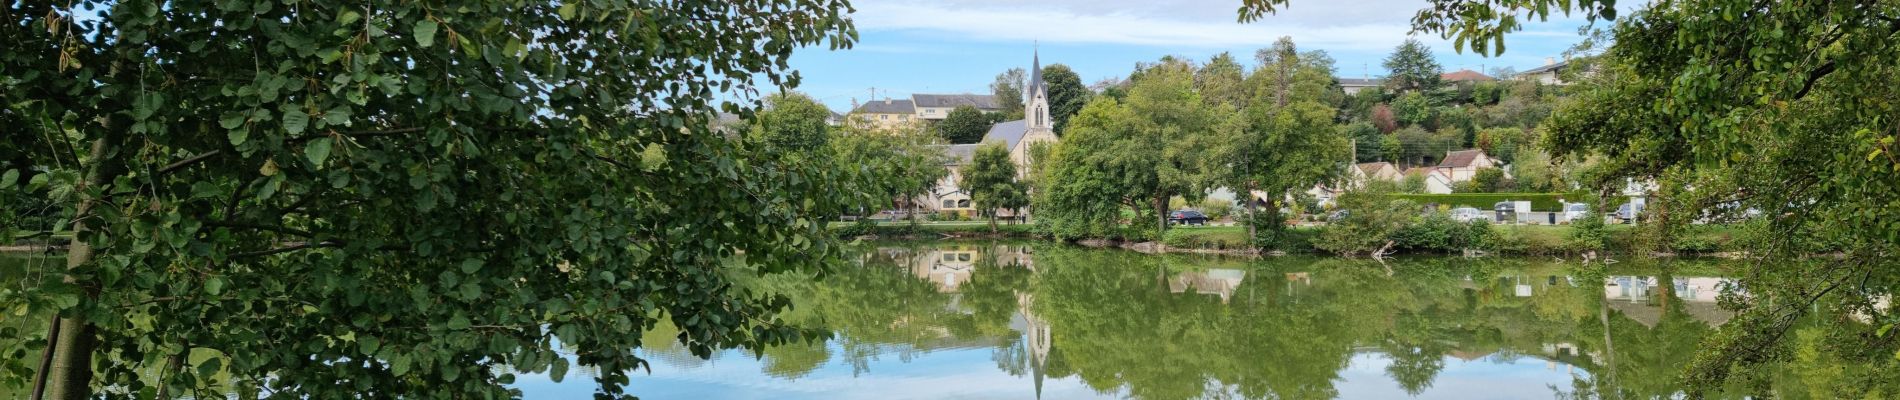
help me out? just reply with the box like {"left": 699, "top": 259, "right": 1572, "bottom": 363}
{"left": 988, "top": 209, "right": 998, "bottom": 233}
{"left": 35, "top": 137, "right": 113, "bottom": 400}
{"left": 1155, "top": 195, "right": 1168, "bottom": 238}
{"left": 1244, "top": 182, "right": 1257, "bottom": 245}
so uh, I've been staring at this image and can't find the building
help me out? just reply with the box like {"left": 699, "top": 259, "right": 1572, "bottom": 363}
{"left": 1404, "top": 167, "right": 1455, "bottom": 194}
{"left": 849, "top": 98, "right": 919, "bottom": 130}
{"left": 1440, "top": 69, "right": 1497, "bottom": 84}
{"left": 914, "top": 49, "right": 1061, "bottom": 216}
{"left": 1338, "top": 77, "right": 1383, "bottom": 95}
{"left": 912, "top": 94, "right": 1001, "bottom": 121}
{"left": 1352, "top": 162, "right": 1403, "bottom": 186}
{"left": 1437, "top": 149, "right": 1501, "bottom": 182}
{"left": 1518, "top": 58, "right": 1571, "bottom": 85}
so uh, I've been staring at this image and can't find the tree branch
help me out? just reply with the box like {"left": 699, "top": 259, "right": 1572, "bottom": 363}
{"left": 203, "top": 221, "right": 314, "bottom": 238}
{"left": 157, "top": 150, "right": 221, "bottom": 176}
{"left": 230, "top": 241, "right": 340, "bottom": 258}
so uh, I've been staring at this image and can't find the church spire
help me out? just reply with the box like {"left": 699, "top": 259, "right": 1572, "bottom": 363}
{"left": 1029, "top": 45, "right": 1044, "bottom": 94}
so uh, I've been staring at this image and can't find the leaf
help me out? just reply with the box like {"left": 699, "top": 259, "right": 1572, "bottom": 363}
{"left": 305, "top": 137, "right": 334, "bottom": 168}
{"left": 460, "top": 259, "right": 482, "bottom": 274}
{"left": 337, "top": 10, "right": 362, "bottom": 25}
{"left": 448, "top": 314, "right": 470, "bottom": 330}
{"left": 359, "top": 336, "right": 382, "bottom": 355}
{"left": 260, "top": 159, "right": 280, "bottom": 177}
{"left": 557, "top": 3, "right": 577, "bottom": 20}
{"left": 549, "top": 357, "right": 569, "bottom": 383}
{"left": 283, "top": 107, "right": 310, "bottom": 135}
{"left": 205, "top": 276, "right": 225, "bottom": 296}
{"left": 390, "top": 354, "right": 412, "bottom": 376}
{"left": 0, "top": 169, "right": 17, "bottom": 189}
{"left": 414, "top": 19, "right": 439, "bottom": 48}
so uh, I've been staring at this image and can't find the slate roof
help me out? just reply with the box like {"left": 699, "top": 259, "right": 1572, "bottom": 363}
{"left": 854, "top": 99, "right": 915, "bottom": 114}
{"left": 982, "top": 119, "right": 1029, "bottom": 151}
{"left": 1439, "top": 149, "right": 1489, "bottom": 168}
{"left": 913, "top": 94, "right": 1000, "bottom": 110}
{"left": 939, "top": 144, "right": 982, "bottom": 166}
{"left": 1521, "top": 60, "right": 1568, "bottom": 75}
{"left": 1029, "top": 50, "right": 1044, "bottom": 94}
{"left": 1356, "top": 162, "right": 1396, "bottom": 175}
{"left": 1440, "top": 69, "right": 1497, "bottom": 82}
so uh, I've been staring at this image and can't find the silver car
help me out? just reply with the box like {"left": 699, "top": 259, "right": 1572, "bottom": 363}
{"left": 1564, "top": 203, "right": 1590, "bottom": 222}
{"left": 1449, "top": 207, "right": 1485, "bottom": 222}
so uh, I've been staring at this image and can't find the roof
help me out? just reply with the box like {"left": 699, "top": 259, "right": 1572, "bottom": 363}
{"left": 1337, "top": 77, "right": 1383, "bottom": 87}
{"left": 1440, "top": 69, "right": 1496, "bottom": 82}
{"left": 854, "top": 99, "right": 915, "bottom": 114}
{"left": 1028, "top": 49, "right": 1045, "bottom": 94}
{"left": 1404, "top": 167, "right": 1450, "bottom": 179}
{"left": 912, "top": 94, "right": 1000, "bottom": 110}
{"left": 1521, "top": 60, "right": 1568, "bottom": 75}
{"left": 982, "top": 119, "right": 1028, "bottom": 151}
{"left": 1439, "top": 149, "right": 1489, "bottom": 168}
{"left": 939, "top": 144, "right": 982, "bottom": 165}
{"left": 1356, "top": 162, "right": 1396, "bottom": 175}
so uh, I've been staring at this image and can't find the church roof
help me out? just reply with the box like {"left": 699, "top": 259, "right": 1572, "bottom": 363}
{"left": 913, "top": 94, "right": 1000, "bottom": 110}
{"left": 938, "top": 144, "right": 982, "bottom": 166}
{"left": 983, "top": 119, "right": 1029, "bottom": 151}
{"left": 1028, "top": 50, "right": 1044, "bottom": 94}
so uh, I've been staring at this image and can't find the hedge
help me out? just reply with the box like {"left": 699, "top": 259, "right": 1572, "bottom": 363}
{"left": 1390, "top": 193, "right": 1569, "bottom": 211}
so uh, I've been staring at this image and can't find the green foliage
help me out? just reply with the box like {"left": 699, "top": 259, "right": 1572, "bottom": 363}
{"left": 1197, "top": 198, "right": 1235, "bottom": 221}
{"left": 1389, "top": 213, "right": 1488, "bottom": 253}
{"left": 832, "top": 127, "right": 951, "bottom": 222}
{"left": 0, "top": 1, "right": 859, "bottom": 397}
{"left": 1468, "top": 167, "right": 1509, "bottom": 193}
{"left": 1400, "top": 171, "right": 1428, "bottom": 193}
{"left": 751, "top": 92, "right": 835, "bottom": 153}
{"left": 1314, "top": 186, "right": 1415, "bottom": 255}
{"left": 962, "top": 143, "right": 1027, "bottom": 231}
{"left": 1196, "top": 52, "right": 1250, "bottom": 109}
{"left": 990, "top": 68, "right": 1027, "bottom": 120}
{"left": 1566, "top": 211, "right": 1609, "bottom": 251}
{"left": 1389, "top": 193, "right": 1564, "bottom": 210}
{"left": 1216, "top": 37, "right": 1349, "bottom": 245}
{"left": 1037, "top": 99, "right": 1149, "bottom": 240}
{"left": 1382, "top": 39, "right": 1444, "bottom": 93}
{"left": 1041, "top": 64, "right": 1091, "bottom": 135}
{"left": 1390, "top": 92, "right": 1436, "bottom": 127}
{"left": 937, "top": 105, "right": 993, "bottom": 144}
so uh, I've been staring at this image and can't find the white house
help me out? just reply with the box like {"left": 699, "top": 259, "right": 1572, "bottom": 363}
{"left": 912, "top": 94, "right": 1001, "bottom": 120}
{"left": 1338, "top": 77, "right": 1382, "bottom": 95}
{"left": 1437, "top": 149, "right": 1501, "bottom": 182}
{"left": 1405, "top": 167, "right": 1456, "bottom": 194}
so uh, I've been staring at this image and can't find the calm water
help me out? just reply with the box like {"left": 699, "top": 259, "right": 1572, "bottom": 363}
{"left": 511, "top": 242, "right": 1762, "bottom": 399}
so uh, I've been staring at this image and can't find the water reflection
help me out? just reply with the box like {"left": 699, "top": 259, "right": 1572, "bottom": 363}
{"left": 502, "top": 243, "right": 1838, "bottom": 399}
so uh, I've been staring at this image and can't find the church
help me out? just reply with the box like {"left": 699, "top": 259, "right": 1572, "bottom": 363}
{"left": 917, "top": 50, "right": 1061, "bottom": 218}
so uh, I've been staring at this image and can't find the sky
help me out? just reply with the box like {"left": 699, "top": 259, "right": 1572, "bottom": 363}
{"left": 786, "top": 0, "right": 1622, "bottom": 112}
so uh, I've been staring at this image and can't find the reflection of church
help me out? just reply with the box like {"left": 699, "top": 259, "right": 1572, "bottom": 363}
{"left": 1013, "top": 291, "right": 1052, "bottom": 399}
{"left": 911, "top": 246, "right": 978, "bottom": 292}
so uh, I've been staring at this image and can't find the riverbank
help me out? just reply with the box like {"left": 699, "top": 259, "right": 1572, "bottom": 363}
{"left": 829, "top": 222, "right": 1747, "bottom": 257}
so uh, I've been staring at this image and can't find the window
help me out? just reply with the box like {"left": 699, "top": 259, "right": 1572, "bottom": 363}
{"left": 957, "top": 199, "right": 971, "bottom": 208}
{"left": 942, "top": 200, "right": 956, "bottom": 209}
{"left": 880, "top": 114, "right": 889, "bottom": 120}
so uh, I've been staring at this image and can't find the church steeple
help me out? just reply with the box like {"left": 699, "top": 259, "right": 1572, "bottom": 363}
{"left": 1026, "top": 47, "right": 1051, "bottom": 132}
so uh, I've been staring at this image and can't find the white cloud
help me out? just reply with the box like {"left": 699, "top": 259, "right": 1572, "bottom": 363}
{"left": 849, "top": 0, "right": 1591, "bottom": 52}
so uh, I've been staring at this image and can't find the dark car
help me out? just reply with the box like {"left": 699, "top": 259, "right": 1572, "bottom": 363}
{"left": 1494, "top": 201, "right": 1517, "bottom": 223}
{"left": 1169, "top": 210, "right": 1211, "bottom": 226}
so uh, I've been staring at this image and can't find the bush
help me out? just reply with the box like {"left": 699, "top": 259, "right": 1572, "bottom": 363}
{"left": 1199, "top": 198, "right": 1234, "bottom": 221}
{"left": 1390, "top": 212, "right": 1488, "bottom": 252}
{"left": 1388, "top": 193, "right": 1566, "bottom": 211}
{"left": 1567, "top": 212, "right": 1609, "bottom": 251}
{"left": 1314, "top": 187, "right": 1416, "bottom": 255}
{"left": 1480, "top": 226, "right": 1530, "bottom": 253}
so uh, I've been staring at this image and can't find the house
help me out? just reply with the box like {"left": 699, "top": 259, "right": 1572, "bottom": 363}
{"left": 1437, "top": 149, "right": 1501, "bottom": 182}
{"left": 913, "top": 49, "right": 1061, "bottom": 217}
{"left": 1440, "top": 69, "right": 1497, "bottom": 84}
{"left": 1338, "top": 77, "right": 1383, "bottom": 95}
{"left": 1352, "top": 162, "right": 1402, "bottom": 187}
{"left": 912, "top": 94, "right": 1000, "bottom": 121}
{"left": 849, "top": 98, "right": 919, "bottom": 130}
{"left": 1168, "top": 269, "right": 1247, "bottom": 304}
{"left": 910, "top": 247, "right": 979, "bottom": 292}
{"left": 1518, "top": 58, "right": 1571, "bottom": 85}
{"left": 1404, "top": 167, "right": 1455, "bottom": 194}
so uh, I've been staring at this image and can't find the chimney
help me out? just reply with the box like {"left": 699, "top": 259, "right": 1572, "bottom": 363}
{"left": 1544, "top": 57, "right": 1555, "bottom": 66}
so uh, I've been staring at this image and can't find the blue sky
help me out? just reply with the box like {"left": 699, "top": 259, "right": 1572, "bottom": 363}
{"left": 786, "top": 0, "right": 1624, "bottom": 112}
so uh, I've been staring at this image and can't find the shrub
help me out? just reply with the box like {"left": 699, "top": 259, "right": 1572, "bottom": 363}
{"left": 1481, "top": 225, "right": 1530, "bottom": 253}
{"left": 1391, "top": 212, "right": 1487, "bottom": 252}
{"left": 1567, "top": 211, "right": 1609, "bottom": 251}
{"left": 1199, "top": 198, "right": 1234, "bottom": 221}
{"left": 1314, "top": 187, "right": 1416, "bottom": 255}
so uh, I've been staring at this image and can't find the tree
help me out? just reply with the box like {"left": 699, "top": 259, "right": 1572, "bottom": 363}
{"left": 0, "top": 1, "right": 857, "bottom": 398}
{"left": 1041, "top": 64, "right": 1091, "bottom": 135}
{"left": 1038, "top": 99, "right": 1154, "bottom": 240}
{"left": 1197, "top": 52, "right": 1250, "bottom": 108}
{"left": 1217, "top": 37, "right": 1349, "bottom": 246}
{"left": 831, "top": 126, "right": 949, "bottom": 225}
{"left": 961, "top": 143, "right": 1027, "bottom": 232}
{"left": 937, "top": 106, "right": 993, "bottom": 144}
{"left": 1243, "top": 0, "right": 1900, "bottom": 393}
{"left": 1370, "top": 104, "right": 1399, "bottom": 133}
{"left": 1381, "top": 136, "right": 1405, "bottom": 164}
{"left": 1381, "top": 39, "right": 1444, "bottom": 93}
{"left": 1468, "top": 167, "right": 1506, "bottom": 193}
{"left": 1390, "top": 92, "right": 1436, "bottom": 127}
{"left": 990, "top": 68, "right": 1028, "bottom": 120}
{"left": 751, "top": 92, "right": 835, "bottom": 153}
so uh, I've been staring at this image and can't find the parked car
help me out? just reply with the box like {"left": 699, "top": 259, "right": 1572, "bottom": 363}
{"left": 1613, "top": 203, "right": 1645, "bottom": 223}
{"left": 1168, "top": 210, "right": 1210, "bottom": 226}
{"left": 1449, "top": 207, "right": 1485, "bottom": 222}
{"left": 1493, "top": 201, "right": 1517, "bottom": 223}
{"left": 1563, "top": 203, "right": 1590, "bottom": 222}
{"left": 1327, "top": 210, "right": 1350, "bottom": 223}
